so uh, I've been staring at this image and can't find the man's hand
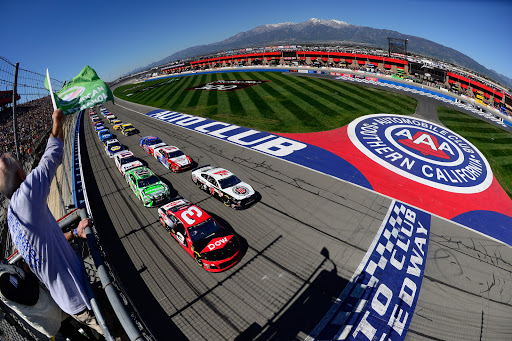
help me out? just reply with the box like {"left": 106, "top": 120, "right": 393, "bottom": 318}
{"left": 76, "top": 218, "right": 93, "bottom": 238}
{"left": 51, "top": 109, "right": 65, "bottom": 141}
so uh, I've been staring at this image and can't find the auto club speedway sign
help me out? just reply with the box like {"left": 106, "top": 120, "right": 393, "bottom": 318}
{"left": 348, "top": 114, "right": 492, "bottom": 194}
{"left": 307, "top": 200, "right": 431, "bottom": 341}
{"left": 145, "top": 109, "right": 308, "bottom": 157}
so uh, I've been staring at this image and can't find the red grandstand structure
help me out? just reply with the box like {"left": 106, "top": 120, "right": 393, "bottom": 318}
{"left": 158, "top": 48, "right": 511, "bottom": 116}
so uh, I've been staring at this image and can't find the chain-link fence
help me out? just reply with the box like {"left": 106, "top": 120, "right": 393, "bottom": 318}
{"left": 0, "top": 56, "right": 65, "bottom": 257}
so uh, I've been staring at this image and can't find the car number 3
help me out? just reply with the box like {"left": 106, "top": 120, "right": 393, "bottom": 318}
{"left": 181, "top": 206, "right": 203, "bottom": 225}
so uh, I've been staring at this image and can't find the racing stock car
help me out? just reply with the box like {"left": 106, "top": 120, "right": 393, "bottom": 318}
{"left": 125, "top": 166, "right": 170, "bottom": 207}
{"left": 121, "top": 123, "right": 138, "bottom": 136}
{"left": 104, "top": 139, "right": 124, "bottom": 157}
{"left": 154, "top": 145, "right": 193, "bottom": 172}
{"left": 158, "top": 199, "right": 241, "bottom": 272}
{"left": 191, "top": 165, "right": 257, "bottom": 209}
{"left": 114, "top": 151, "right": 143, "bottom": 175}
{"left": 140, "top": 136, "right": 166, "bottom": 156}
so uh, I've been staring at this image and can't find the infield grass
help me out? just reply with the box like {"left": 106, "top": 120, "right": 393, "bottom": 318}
{"left": 114, "top": 72, "right": 418, "bottom": 133}
{"left": 438, "top": 107, "right": 512, "bottom": 199}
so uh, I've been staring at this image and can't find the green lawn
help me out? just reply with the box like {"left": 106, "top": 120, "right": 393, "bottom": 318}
{"left": 114, "top": 72, "right": 418, "bottom": 133}
{"left": 438, "top": 107, "right": 512, "bottom": 199}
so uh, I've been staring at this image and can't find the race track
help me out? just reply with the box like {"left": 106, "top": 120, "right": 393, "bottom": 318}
{"left": 81, "top": 79, "right": 512, "bottom": 340}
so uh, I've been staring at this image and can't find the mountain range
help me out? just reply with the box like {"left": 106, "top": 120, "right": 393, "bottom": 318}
{"left": 144, "top": 18, "right": 512, "bottom": 90}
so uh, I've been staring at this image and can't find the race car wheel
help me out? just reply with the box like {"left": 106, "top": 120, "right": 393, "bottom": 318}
{"left": 223, "top": 195, "right": 231, "bottom": 207}
{"left": 195, "top": 180, "right": 202, "bottom": 188}
{"left": 194, "top": 252, "right": 203, "bottom": 267}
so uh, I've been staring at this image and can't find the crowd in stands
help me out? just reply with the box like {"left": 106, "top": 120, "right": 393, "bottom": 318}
{"left": 0, "top": 96, "right": 53, "bottom": 165}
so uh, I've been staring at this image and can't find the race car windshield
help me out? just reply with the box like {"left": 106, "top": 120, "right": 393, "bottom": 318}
{"left": 147, "top": 138, "right": 163, "bottom": 146}
{"left": 167, "top": 150, "right": 184, "bottom": 158}
{"left": 138, "top": 175, "right": 160, "bottom": 188}
{"left": 218, "top": 175, "right": 242, "bottom": 189}
{"left": 120, "top": 156, "right": 138, "bottom": 165}
{"left": 188, "top": 218, "right": 221, "bottom": 242}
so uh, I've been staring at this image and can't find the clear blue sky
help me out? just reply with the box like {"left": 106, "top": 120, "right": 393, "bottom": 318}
{"left": 2, "top": 0, "right": 511, "bottom": 84}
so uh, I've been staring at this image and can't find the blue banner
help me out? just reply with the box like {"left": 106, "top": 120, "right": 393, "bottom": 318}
{"left": 307, "top": 201, "right": 431, "bottom": 341}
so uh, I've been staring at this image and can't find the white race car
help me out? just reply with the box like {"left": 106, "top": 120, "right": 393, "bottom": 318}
{"left": 114, "top": 151, "right": 143, "bottom": 175}
{"left": 154, "top": 145, "right": 193, "bottom": 172}
{"left": 191, "top": 165, "right": 257, "bottom": 209}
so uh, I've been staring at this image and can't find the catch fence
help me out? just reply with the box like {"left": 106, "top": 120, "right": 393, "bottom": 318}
{"left": 0, "top": 57, "right": 147, "bottom": 340}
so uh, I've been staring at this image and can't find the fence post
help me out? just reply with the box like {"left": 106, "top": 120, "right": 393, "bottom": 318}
{"left": 12, "top": 62, "right": 20, "bottom": 159}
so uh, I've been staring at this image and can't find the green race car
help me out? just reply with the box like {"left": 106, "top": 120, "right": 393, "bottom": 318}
{"left": 125, "top": 166, "right": 170, "bottom": 207}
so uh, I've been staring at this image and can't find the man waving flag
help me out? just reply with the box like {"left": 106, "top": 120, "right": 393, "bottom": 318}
{"left": 45, "top": 65, "right": 114, "bottom": 115}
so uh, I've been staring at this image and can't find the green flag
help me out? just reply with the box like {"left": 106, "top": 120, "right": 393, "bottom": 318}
{"left": 45, "top": 66, "right": 114, "bottom": 115}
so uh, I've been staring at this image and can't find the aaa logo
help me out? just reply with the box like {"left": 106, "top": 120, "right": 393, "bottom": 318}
{"left": 397, "top": 130, "right": 450, "bottom": 159}
{"left": 348, "top": 114, "right": 492, "bottom": 194}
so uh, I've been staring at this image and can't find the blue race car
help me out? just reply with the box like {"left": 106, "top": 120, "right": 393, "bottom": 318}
{"left": 139, "top": 136, "right": 166, "bottom": 156}
{"left": 98, "top": 130, "right": 113, "bottom": 143}
{"left": 95, "top": 124, "right": 105, "bottom": 131}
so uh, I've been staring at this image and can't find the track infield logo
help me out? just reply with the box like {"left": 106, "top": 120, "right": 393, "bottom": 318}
{"left": 187, "top": 80, "right": 269, "bottom": 91}
{"left": 348, "top": 114, "right": 492, "bottom": 194}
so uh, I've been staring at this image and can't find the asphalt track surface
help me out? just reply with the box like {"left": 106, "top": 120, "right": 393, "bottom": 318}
{"left": 82, "top": 75, "right": 512, "bottom": 340}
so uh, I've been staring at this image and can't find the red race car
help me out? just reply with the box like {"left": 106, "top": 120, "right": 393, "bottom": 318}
{"left": 158, "top": 199, "right": 241, "bottom": 272}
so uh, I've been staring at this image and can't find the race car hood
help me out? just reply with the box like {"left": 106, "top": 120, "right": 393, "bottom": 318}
{"left": 170, "top": 155, "right": 191, "bottom": 167}
{"left": 226, "top": 182, "right": 255, "bottom": 200}
{"left": 142, "top": 183, "right": 167, "bottom": 198}
{"left": 195, "top": 230, "right": 239, "bottom": 261}
{"left": 108, "top": 145, "right": 123, "bottom": 154}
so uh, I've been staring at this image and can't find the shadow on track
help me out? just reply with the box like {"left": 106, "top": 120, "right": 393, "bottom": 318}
{"left": 235, "top": 247, "right": 348, "bottom": 340}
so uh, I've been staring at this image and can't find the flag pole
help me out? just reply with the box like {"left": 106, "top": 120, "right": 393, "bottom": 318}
{"left": 46, "top": 68, "right": 58, "bottom": 111}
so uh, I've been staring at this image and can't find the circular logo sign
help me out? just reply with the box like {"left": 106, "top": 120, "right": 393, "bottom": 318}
{"left": 58, "top": 86, "right": 85, "bottom": 105}
{"left": 233, "top": 185, "right": 249, "bottom": 195}
{"left": 348, "top": 114, "right": 492, "bottom": 194}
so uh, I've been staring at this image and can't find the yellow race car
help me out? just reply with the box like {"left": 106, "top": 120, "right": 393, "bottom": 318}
{"left": 121, "top": 123, "right": 138, "bottom": 136}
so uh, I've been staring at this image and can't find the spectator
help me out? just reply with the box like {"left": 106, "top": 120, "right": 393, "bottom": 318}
{"left": 0, "top": 109, "right": 104, "bottom": 340}
{"left": 0, "top": 96, "right": 53, "bottom": 164}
